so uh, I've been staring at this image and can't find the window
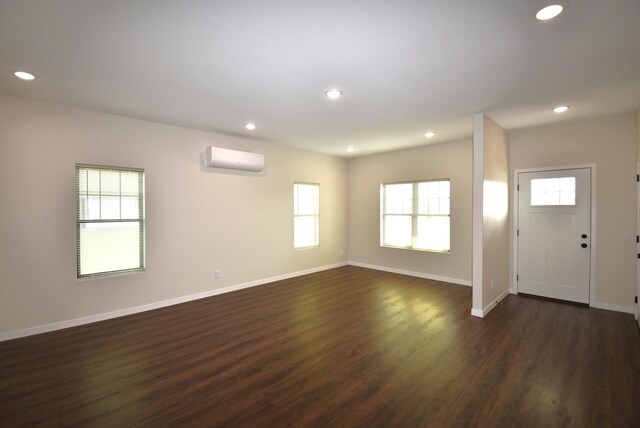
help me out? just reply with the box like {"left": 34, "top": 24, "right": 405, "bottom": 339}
{"left": 530, "top": 177, "right": 576, "bottom": 206}
{"left": 76, "top": 165, "right": 145, "bottom": 278}
{"left": 380, "top": 179, "right": 450, "bottom": 252}
{"left": 294, "top": 182, "right": 319, "bottom": 248}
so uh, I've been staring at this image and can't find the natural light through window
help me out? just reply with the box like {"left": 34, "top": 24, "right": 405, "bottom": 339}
{"left": 294, "top": 182, "right": 319, "bottom": 249}
{"left": 531, "top": 177, "right": 576, "bottom": 206}
{"left": 381, "top": 180, "right": 450, "bottom": 252}
{"left": 76, "top": 165, "right": 145, "bottom": 278}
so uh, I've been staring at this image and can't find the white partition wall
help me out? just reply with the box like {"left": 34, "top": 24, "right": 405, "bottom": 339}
{"left": 472, "top": 113, "right": 510, "bottom": 317}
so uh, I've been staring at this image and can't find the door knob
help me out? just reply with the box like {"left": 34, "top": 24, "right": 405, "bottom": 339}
{"left": 581, "top": 243, "right": 588, "bottom": 248}
{"left": 581, "top": 234, "right": 588, "bottom": 239}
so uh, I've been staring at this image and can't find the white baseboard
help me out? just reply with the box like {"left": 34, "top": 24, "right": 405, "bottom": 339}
{"left": 590, "top": 300, "right": 634, "bottom": 314}
{"left": 470, "top": 308, "right": 484, "bottom": 317}
{"left": 0, "top": 262, "right": 348, "bottom": 342}
{"left": 348, "top": 261, "right": 471, "bottom": 287}
{"left": 470, "top": 288, "right": 510, "bottom": 318}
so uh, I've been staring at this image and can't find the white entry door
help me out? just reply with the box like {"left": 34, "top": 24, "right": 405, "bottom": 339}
{"left": 517, "top": 168, "right": 591, "bottom": 303}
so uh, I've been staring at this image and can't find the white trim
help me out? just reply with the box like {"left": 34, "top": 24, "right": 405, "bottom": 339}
{"left": 512, "top": 164, "right": 597, "bottom": 306}
{"left": 0, "top": 262, "right": 348, "bottom": 342}
{"left": 590, "top": 301, "right": 634, "bottom": 314}
{"left": 470, "top": 308, "right": 484, "bottom": 317}
{"left": 469, "top": 288, "right": 510, "bottom": 318}
{"left": 636, "top": 160, "right": 640, "bottom": 326}
{"left": 472, "top": 113, "right": 485, "bottom": 316}
{"left": 347, "top": 261, "right": 471, "bottom": 286}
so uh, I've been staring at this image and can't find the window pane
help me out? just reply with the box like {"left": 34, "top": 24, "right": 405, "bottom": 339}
{"left": 560, "top": 177, "right": 576, "bottom": 205}
{"left": 121, "top": 196, "right": 140, "bottom": 219}
{"left": 383, "top": 215, "right": 412, "bottom": 247}
{"left": 87, "top": 169, "right": 100, "bottom": 194}
{"left": 85, "top": 195, "right": 100, "bottom": 220}
{"left": 439, "top": 198, "right": 450, "bottom": 215}
{"left": 100, "top": 170, "right": 120, "bottom": 196}
{"left": 531, "top": 177, "right": 576, "bottom": 206}
{"left": 101, "top": 196, "right": 120, "bottom": 219}
{"left": 294, "top": 183, "right": 319, "bottom": 248}
{"left": 384, "top": 183, "right": 412, "bottom": 214}
{"left": 78, "top": 169, "right": 88, "bottom": 194}
{"left": 545, "top": 191, "right": 560, "bottom": 205}
{"left": 560, "top": 177, "right": 575, "bottom": 192}
{"left": 559, "top": 191, "right": 575, "bottom": 205}
{"left": 418, "top": 184, "right": 428, "bottom": 213}
{"left": 294, "top": 183, "right": 319, "bottom": 215}
{"left": 294, "top": 216, "right": 318, "bottom": 248}
{"left": 546, "top": 178, "right": 560, "bottom": 193}
{"left": 79, "top": 222, "right": 141, "bottom": 275}
{"left": 121, "top": 171, "right": 140, "bottom": 196}
{"left": 427, "top": 198, "right": 439, "bottom": 215}
{"left": 530, "top": 179, "right": 545, "bottom": 205}
{"left": 415, "top": 216, "right": 450, "bottom": 251}
{"left": 439, "top": 180, "right": 450, "bottom": 198}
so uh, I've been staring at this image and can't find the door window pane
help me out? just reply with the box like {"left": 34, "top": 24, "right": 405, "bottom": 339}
{"left": 531, "top": 177, "right": 576, "bottom": 206}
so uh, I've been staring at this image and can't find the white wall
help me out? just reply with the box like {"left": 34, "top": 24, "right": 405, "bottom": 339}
{"left": 347, "top": 139, "right": 473, "bottom": 284}
{"left": 0, "top": 95, "right": 348, "bottom": 335}
{"left": 472, "top": 113, "right": 510, "bottom": 316}
{"left": 510, "top": 113, "right": 637, "bottom": 311}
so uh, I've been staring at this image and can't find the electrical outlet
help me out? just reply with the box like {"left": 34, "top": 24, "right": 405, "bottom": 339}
{"left": 339, "top": 248, "right": 344, "bottom": 256}
{"left": 215, "top": 270, "right": 221, "bottom": 279}
{"left": 490, "top": 279, "right": 494, "bottom": 289}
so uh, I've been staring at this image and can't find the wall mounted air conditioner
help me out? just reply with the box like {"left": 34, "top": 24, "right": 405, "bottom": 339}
{"left": 204, "top": 146, "right": 264, "bottom": 172}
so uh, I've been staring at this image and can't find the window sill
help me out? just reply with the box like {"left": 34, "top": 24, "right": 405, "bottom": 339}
{"left": 380, "top": 245, "right": 450, "bottom": 254}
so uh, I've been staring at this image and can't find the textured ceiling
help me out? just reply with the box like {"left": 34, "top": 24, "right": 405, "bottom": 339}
{"left": 1, "top": 0, "right": 639, "bottom": 156}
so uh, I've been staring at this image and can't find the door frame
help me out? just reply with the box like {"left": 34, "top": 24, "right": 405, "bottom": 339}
{"left": 512, "top": 164, "right": 597, "bottom": 306}
{"left": 636, "top": 161, "right": 640, "bottom": 327}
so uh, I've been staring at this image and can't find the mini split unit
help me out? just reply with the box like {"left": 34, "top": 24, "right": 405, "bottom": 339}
{"left": 204, "top": 146, "right": 264, "bottom": 172}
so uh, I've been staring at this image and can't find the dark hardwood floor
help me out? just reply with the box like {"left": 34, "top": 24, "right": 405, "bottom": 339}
{"left": 1, "top": 266, "right": 639, "bottom": 427}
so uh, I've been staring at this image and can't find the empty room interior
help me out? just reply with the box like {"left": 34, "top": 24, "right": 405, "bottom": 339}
{"left": 1, "top": 0, "right": 639, "bottom": 426}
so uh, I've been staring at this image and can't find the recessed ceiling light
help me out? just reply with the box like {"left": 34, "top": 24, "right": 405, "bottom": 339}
{"left": 13, "top": 71, "right": 36, "bottom": 81}
{"left": 424, "top": 131, "right": 436, "bottom": 138}
{"left": 536, "top": 4, "right": 564, "bottom": 21}
{"left": 244, "top": 122, "right": 257, "bottom": 130}
{"left": 325, "top": 89, "right": 342, "bottom": 100}
{"left": 552, "top": 105, "right": 569, "bottom": 113}
{"left": 346, "top": 146, "right": 354, "bottom": 153}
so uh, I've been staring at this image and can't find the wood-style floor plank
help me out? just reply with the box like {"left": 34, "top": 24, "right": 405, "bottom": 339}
{"left": 1, "top": 266, "right": 639, "bottom": 427}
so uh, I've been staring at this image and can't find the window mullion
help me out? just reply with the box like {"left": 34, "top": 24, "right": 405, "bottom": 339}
{"left": 411, "top": 182, "right": 419, "bottom": 249}
{"left": 119, "top": 170, "right": 122, "bottom": 220}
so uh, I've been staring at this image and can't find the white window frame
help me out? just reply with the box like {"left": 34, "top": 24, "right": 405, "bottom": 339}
{"left": 76, "top": 164, "right": 145, "bottom": 278}
{"left": 380, "top": 179, "right": 451, "bottom": 253}
{"left": 293, "top": 182, "right": 319, "bottom": 249}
